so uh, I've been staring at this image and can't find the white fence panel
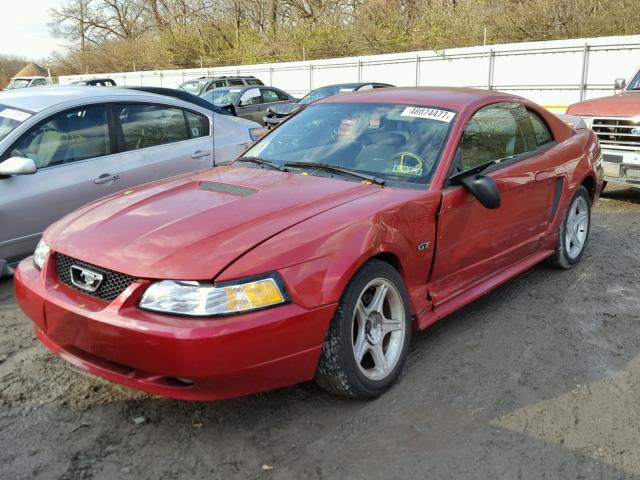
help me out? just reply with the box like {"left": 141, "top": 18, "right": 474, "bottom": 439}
{"left": 59, "top": 34, "right": 640, "bottom": 111}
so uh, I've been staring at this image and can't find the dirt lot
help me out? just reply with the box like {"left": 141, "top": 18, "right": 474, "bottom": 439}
{"left": 1, "top": 186, "right": 639, "bottom": 480}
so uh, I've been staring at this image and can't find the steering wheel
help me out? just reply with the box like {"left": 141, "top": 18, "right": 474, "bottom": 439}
{"left": 390, "top": 152, "right": 427, "bottom": 176}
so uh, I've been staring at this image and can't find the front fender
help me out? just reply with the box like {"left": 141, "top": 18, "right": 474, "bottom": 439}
{"left": 216, "top": 189, "right": 440, "bottom": 315}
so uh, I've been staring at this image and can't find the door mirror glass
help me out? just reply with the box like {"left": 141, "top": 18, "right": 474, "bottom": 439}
{"left": 218, "top": 103, "right": 237, "bottom": 116}
{"left": 0, "top": 156, "right": 37, "bottom": 176}
{"left": 614, "top": 78, "right": 627, "bottom": 91}
{"left": 459, "top": 174, "right": 501, "bottom": 209}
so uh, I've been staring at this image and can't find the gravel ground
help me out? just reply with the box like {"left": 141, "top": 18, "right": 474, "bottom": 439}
{"left": 1, "top": 186, "right": 639, "bottom": 480}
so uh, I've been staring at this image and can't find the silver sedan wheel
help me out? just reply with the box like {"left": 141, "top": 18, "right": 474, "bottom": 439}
{"left": 565, "top": 195, "right": 589, "bottom": 260}
{"left": 352, "top": 278, "right": 407, "bottom": 381}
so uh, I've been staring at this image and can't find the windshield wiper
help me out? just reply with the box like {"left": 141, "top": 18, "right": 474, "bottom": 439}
{"left": 283, "top": 161, "right": 385, "bottom": 186}
{"left": 235, "top": 156, "right": 287, "bottom": 171}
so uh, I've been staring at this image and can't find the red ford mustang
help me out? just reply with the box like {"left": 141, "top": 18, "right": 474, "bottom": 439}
{"left": 14, "top": 88, "right": 604, "bottom": 400}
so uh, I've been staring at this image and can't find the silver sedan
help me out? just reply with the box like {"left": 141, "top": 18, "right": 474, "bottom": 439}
{"left": 0, "top": 87, "right": 262, "bottom": 275}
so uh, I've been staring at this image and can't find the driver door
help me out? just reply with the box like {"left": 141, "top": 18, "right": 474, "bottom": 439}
{"left": 235, "top": 88, "right": 264, "bottom": 123}
{"left": 0, "top": 105, "right": 122, "bottom": 265}
{"left": 428, "top": 102, "right": 558, "bottom": 307}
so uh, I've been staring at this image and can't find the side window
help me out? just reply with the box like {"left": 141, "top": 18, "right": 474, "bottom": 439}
{"left": 247, "top": 79, "right": 262, "bottom": 85}
{"left": 457, "top": 103, "right": 533, "bottom": 173}
{"left": 10, "top": 105, "right": 110, "bottom": 169}
{"left": 228, "top": 79, "right": 244, "bottom": 86}
{"left": 528, "top": 110, "right": 553, "bottom": 147}
{"left": 185, "top": 111, "right": 209, "bottom": 138}
{"left": 261, "top": 89, "right": 284, "bottom": 103}
{"left": 32, "top": 79, "right": 47, "bottom": 86}
{"left": 239, "top": 88, "right": 262, "bottom": 106}
{"left": 274, "top": 89, "right": 290, "bottom": 101}
{"left": 358, "top": 84, "right": 375, "bottom": 91}
{"left": 213, "top": 81, "right": 225, "bottom": 88}
{"left": 117, "top": 104, "right": 189, "bottom": 151}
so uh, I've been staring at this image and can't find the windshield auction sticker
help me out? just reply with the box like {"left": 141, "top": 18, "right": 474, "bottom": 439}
{"left": 0, "top": 108, "right": 32, "bottom": 122}
{"left": 401, "top": 107, "right": 455, "bottom": 123}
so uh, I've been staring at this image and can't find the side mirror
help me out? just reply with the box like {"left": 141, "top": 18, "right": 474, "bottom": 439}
{"left": 0, "top": 157, "right": 37, "bottom": 176}
{"left": 219, "top": 103, "right": 237, "bottom": 116}
{"left": 614, "top": 78, "right": 627, "bottom": 91}
{"left": 459, "top": 174, "right": 501, "bottom": 209}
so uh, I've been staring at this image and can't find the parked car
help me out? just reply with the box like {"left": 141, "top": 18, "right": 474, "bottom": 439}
{"left": 201, "top": 86, "right": 296, "bottom": 124}
{"left": 263, "top": 82, "right": 393, "bottom": 129}
{"left": 0, "top": 86, "right": 263, "bottom": 276}
{"left": 178, "top": 76, "right": 264, "bottom": 96}
{"left": 14, "top": 87, "right": 604, "bottom": 401}
{"left": 5, "top": 76, "right": 51, "bottom": 89}
{"left": 566, "top": 68, "right": 640, "bottom": 189}
{"left": 71, "top": 78, "right": 117, "bottom": 86}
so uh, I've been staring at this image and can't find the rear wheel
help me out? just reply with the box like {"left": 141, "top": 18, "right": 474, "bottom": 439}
{"left": 545, "top": 185, "right": 591, "bottom": 269}
{"left": 315, "top": 260, "right": 411, "bottom": 398}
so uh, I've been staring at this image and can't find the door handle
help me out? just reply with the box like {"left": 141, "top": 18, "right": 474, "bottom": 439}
{"left": 94, "top": 173, "right": 120, "bottom": 184}
{"left": 191, "top": 150, "right": 211, "bottom": 159}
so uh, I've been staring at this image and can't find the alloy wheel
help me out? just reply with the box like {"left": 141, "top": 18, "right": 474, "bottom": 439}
{"left": 351, "top": 278, "right": 407, "bottom": 381}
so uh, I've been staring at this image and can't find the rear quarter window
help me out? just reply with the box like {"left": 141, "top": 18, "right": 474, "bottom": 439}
{"left": 528, "top": 110, "right": 554, "bottom": 146}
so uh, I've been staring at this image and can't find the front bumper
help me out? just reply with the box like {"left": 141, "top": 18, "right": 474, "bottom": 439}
{"left": 14, "top": 256, "right": 336, "bottom": 400}
{"left": 602, "top": 149, "right": 640, "bottom": 186}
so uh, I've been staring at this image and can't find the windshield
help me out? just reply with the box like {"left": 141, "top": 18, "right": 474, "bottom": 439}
{"left": 243, "top": 102, "right": 455, "bottom": 186}
{"left": 201, "top": 88, "right": 242, "bottom": 106}
{"left": 6, "top": 79, "right": 31, "bottom": 90}
{"left": 179, "top": 80, "right": 207, "bottom": 95}
{"left": 0, "top": 105, "right": 31, "bottom": 142}
{"left": 299, "top": 85, "right": 357, "bottom": 105}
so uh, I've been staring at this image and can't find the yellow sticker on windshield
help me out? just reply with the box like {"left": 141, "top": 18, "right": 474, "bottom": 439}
{"left": 392, "top": 152, "right": 424, "bottom": 175}
{"left": 393, "top": 165, "right": 423, "bottom": 175}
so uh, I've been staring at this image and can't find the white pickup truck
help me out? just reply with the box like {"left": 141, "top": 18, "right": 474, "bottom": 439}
{"left": 567, "top": 70, "right": 640, "bottom": 188}
{"left": 5, "top": 76, "right": 51, "bottom": 90}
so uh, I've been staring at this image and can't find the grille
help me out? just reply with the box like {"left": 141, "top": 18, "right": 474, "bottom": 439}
{"left": 592, "top": 118, "right": 640, "bottom": 150}
{"left": 56, "top": 253, "right": 136, "bottom": 302}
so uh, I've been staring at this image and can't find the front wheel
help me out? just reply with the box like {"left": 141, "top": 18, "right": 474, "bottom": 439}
{"left": 315, "top": 260, "right": 412, "bottom": 398}
{"left": 545, "top": 185, "right": 591, "bottom": 269}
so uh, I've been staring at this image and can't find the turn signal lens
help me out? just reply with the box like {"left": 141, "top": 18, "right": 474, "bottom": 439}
{"left": 248, "top": 127, "right": 268, "bottom": 141}
{"left": 33, "top": 239, "right": 50, "bottom": 270}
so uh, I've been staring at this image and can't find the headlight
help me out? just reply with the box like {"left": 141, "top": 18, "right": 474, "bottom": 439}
{"left": 33, "top": 239, "right": 50, "bottom": 270}
{"left": 139, "top": 274, "right": 287, "bottom": 316}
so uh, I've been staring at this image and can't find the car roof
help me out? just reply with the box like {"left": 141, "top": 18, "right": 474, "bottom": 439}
{"left": 319, "top": 86, "right": 523, "bottom": 111}
{"left": 0, "top": 86, "right": 175, "bottom": 113}
{"left": 183, "top": 76, "right": 258, "bottom": 82}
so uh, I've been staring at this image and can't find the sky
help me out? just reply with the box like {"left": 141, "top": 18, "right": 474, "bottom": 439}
{"left": 1, "top": 0, "right": 65, "bottom": 61}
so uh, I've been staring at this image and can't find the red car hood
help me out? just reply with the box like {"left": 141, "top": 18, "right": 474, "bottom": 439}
{"left": 567, "top": 91, "right": 640, "bottom": 117}
{"left": 47, "top": 166, "right": 378, "bottom": 279}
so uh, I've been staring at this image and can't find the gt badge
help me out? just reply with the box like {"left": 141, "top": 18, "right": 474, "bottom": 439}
{"left": 417, "top": 242, "right": 431, "bottom": 251}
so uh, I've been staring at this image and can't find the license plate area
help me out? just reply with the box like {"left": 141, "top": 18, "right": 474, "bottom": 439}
{"left": 604, "top": 162, "right": 621, "bottom": 177}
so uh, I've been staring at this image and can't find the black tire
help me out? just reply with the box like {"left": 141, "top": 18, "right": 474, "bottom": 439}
{"left": 315, "top": 260, "right": 412, "bottom": 398}
{"left": 545, "top": 185, "right": 591, "bottom": 269}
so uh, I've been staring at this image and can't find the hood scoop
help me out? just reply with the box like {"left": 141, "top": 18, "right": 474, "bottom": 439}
{"left": 199, "top": 181, "right": 257, "bottom": 196}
